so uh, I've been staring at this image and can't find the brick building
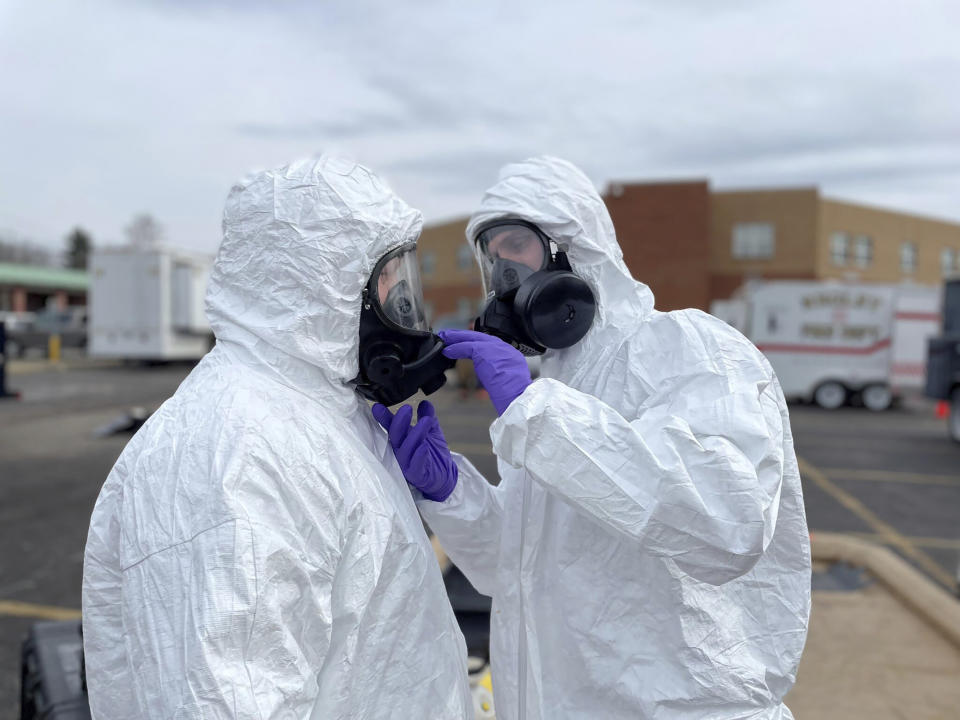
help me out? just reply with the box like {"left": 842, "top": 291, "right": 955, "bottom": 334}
{"left": 417, "top": 217, "right": 483, "bottom": 327}
{"left": 612, "top": 183, "right": 960, "bottom": 311}
{"left": 0, "top": 263, "right": 88, "bottom": 312}
{"left": 603, "top": 180, "right": 713, "bottom": 312}
{"left": 418, "top": 183, "right": 960, "bottom": 320}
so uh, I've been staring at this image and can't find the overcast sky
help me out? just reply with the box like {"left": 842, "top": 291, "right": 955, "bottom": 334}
{"left": 1, "top": 0, "right": 958, "bottom": 255}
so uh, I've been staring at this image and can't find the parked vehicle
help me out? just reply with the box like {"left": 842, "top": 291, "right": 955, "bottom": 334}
{"left": 0, "top": 310, "right": 36, "bottom": 358}
{"left": 711, "top": 281, "right": 941, "bottom": 410}
{"left": 3, "top": 308, "right": 86, "bottom": 358}
{"left": 0, "top": 310, "right": 36, "bottom": 332}
{"left": 924, "top": 278, "right": 960, "bottom": 442}
{"left": 88, "top": 246, "right": 213, "bottom": 361}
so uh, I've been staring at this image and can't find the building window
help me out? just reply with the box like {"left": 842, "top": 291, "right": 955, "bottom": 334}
{"left": 420, "top": 251, "right": 437, "bottom": 277}
{"left": 942, "top": 248, "right": 956, "bottom": 277}
{"left": 853, "top": 235, "right": 873, "bottom": 268}
{"left": 731, "top": 223, "right": 775, "bottom": 259}
{"left": 457, "top": 245, "right": 474, "bottom": 271}
{"left": 830, "top": 232, "right": 849, "bottom": 266}
{"left": 900, "top": 242, "right": 918, "bottom": 274}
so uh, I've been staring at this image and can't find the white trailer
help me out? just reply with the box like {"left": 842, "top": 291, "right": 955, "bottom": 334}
{"left": 710, "top": 281, "right": 941, "bottom": 410}
{"left": 890, "top": 285, "right": 943, "bottom": 392}
{"left": 89, "top": 245, "right": 213, "bottom": 361}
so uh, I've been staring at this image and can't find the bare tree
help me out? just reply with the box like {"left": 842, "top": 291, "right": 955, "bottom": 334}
{"left": 125, "top": 213, "right": 164, "bottom": 249}
{"left": 0, "top": 231, "right": 54, "bottom": 266}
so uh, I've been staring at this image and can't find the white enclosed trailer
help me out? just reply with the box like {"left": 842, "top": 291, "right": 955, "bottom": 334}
{"left": 89, "top": 245, "right": 213, "bottom": 361}
{"left": 710, "top": 281, "right": 941, "bottom": 410}
{"left": 890, "top": 286, "right": 943, "bottom": 392}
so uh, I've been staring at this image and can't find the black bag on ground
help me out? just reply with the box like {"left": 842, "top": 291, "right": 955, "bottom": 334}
{"left": 20, "top": 621, "right": 91, "bottom": 720}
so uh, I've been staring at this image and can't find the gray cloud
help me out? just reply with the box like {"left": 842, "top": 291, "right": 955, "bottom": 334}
{"left": 1, "top": 0, "right": 958, "bottom": 255}
{"left": 237, "top": 112, "right": 406, "bottom": 140}
{"left": 383, "top": 148, "right": 526, "bottom": 194}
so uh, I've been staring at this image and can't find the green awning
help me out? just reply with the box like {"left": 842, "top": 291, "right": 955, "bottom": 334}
{"left": 0, "top": 263, "right": 89, "bottom": 292}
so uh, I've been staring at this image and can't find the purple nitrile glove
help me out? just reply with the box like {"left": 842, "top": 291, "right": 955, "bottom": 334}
{"left": 372, "top": 400, "right": 458, "bottom": 502}
{"left": 439, "top": 329, "right": 532, "bottom": 416}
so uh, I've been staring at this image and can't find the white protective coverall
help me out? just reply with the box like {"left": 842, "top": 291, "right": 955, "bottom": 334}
{"left": 418, "top": 157, "right": 811, "bottom": 719}
{"left": 82, "top": 156, "right": 472, "bottom": 719}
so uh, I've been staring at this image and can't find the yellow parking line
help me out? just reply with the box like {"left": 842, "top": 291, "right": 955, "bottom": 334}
{"left": 798, "top": 456, "right": 958, "bottom": 590}
{"left": 796, "top": 435, "right": 960, "bottom": 456}
{"left": 817, "top": 467, "right": 960, "bottom": 486}
{"left": 846, "top": 532, "right": 960, "bottom": 550}
{"left": 0, "top": 600, "right": 82, "bottom": 621}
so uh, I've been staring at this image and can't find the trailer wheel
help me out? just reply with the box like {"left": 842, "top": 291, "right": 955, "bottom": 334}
{"left": 814, "top": 381, "right": 847, "bottom": 410}
{"left": 861, "top": 384, "right": 893, "bottom": 412}
{"left": 950, "top": 388, "right": 960, "bottom": 444}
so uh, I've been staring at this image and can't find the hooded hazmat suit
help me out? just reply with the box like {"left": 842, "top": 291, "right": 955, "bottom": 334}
{"left": 417, "top": 157, "right": 811, "bottom": 719}
{"left": 82, "top": 156, "right": 472, "bottom": 719}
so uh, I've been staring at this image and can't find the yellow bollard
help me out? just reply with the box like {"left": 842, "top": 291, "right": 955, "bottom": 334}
{"left": 48, "top": 334, "right": 61, "bottom": 362}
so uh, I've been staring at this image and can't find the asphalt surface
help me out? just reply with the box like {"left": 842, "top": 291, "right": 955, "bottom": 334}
{"left": 1, "top": 360, "right": 958, "bottom": 716}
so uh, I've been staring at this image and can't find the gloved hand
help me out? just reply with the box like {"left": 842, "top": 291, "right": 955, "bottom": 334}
{"left": 372, "top": 400, "right": 458, "bottom": 502}
{"left": 439, "top": 329, "right": 532, "bottom": 416}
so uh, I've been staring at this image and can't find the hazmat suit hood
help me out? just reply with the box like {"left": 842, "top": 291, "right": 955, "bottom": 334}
{"left": 466, "top": 156, "right": 654, "bottom": 378}
{"left": 206, "top": 155, "right": 422, "bottom": 411}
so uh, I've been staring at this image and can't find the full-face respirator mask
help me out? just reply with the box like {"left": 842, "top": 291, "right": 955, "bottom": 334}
{"left": 353, "top": 242, "right": 454, "bottom": 405}
{"left": 473, "top": 220, "right": 596, "bottom": 355}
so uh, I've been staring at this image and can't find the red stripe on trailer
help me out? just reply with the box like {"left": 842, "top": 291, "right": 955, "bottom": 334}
{"left": 895, "top": 312, "right": 941, "bottom": 322}
{"left": 891, "top": 363, "right": 926, "bottom": 376}
{"left": 756, "top": 338, "right": 892, "bottom": 355}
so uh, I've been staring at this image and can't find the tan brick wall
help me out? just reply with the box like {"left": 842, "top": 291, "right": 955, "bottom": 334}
{"left": 817, "top": 199, "right": 960, "bottom": 284}
{"left": 710, "top": 188, "right": 819, "bottom": 276}
{"left": 418, "top": 217, "right": 483, "bottom": 321}
{"left": 417, "top": 218, "right": 478, "bottom": 287}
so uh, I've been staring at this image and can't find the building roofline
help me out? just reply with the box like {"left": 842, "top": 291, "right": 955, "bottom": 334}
{"left": 821, "top": 194, "right": 960, "bottom": 229}
{"left": 0, "top": 262, "right": 89, "bottom": 292}
{"left": 711, "top": 184, "right": 820, "bottom": 196}
{"left": 423, "top": 182, "right": 960, "bottom": 232}
{"left": 423, "top": 215, "right": 470, "bottom": 230}
{"left": 94, "top": 243, "right": 214, "bottom": 260}
{"left": 604, "top": 178, "right": 711, "bottom": 191}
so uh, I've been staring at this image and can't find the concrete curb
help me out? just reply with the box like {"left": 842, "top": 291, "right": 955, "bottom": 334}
{"left": 811, "top": 531, "right": 960, "bottom": 649}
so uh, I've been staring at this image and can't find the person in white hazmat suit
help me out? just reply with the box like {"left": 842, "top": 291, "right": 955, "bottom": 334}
{"left": 81, "top": 156, "right": 474, "bottom": 719}
{"left": 374, "top": 156, "right": 811, "bottom": 719}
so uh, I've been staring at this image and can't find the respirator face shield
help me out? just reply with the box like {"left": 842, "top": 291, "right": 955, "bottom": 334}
{"left": 353, "top": 242, "right": 453, "bottom": 406}
{"left": 473, "top": 220, "right": 597, "bottom": 356}
{"left": 476, "top": 221, "right": 549, "bottom": 298}
{"left": 372, "top": 244, "right": 430, "bottom": 333}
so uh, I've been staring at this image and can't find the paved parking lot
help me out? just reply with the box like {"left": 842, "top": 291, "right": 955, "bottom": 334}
{"left": 788, "top": 403, "right": 960, "bottom": 590}
{"left": 0, "top": 361, "right": 958, "bottom": 716}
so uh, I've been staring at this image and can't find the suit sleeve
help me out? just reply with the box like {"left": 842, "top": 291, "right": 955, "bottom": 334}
{"left": 490, "top": 337, "right": 786, "bottom": 586}
{"left": 416, "top": 453, "right": 506, "bottom": 597}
